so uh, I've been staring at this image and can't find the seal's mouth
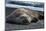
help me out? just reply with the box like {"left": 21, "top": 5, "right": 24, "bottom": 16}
{"left": 14, "top": 15, "right": 31, "bottom": 25}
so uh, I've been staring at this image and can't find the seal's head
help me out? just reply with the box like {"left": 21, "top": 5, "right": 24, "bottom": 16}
{"left": 6, "top": 8, "right": 44, "bottom": 25}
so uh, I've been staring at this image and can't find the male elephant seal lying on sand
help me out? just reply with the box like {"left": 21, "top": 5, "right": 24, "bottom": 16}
{"left": 6, "top": 8, "right": 44, "bottom": 25}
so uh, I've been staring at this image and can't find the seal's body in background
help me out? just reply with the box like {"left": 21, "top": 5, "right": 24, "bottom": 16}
{"left": 6, "top": 8, "right": 44, "bottom": 25}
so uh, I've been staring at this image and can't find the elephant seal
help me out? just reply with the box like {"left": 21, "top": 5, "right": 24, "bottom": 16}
{"left": 6, "top": 8, "right": 44, "bottom": 25}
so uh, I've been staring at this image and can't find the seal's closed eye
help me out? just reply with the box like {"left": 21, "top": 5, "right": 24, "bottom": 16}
{"left": 15, "top": 14, "right": 21, "bottom": 17}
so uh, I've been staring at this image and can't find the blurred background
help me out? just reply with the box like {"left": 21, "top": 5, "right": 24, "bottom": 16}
{"left": 5, "top": 0, "right": 44, "bottom": 16}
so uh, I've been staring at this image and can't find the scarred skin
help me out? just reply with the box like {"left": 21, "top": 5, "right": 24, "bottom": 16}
{"left": 6, "top": 8, "right": 44, "bottom": 25}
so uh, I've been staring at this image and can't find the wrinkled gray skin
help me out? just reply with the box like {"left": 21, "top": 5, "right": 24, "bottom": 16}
{"left": 6, "top": 8, "right": 44, "bottom": 25}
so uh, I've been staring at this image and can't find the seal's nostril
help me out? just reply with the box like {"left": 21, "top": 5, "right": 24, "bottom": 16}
{"left": 22, "top": 19, "right": 30, "bottom": 25}
{"left": 20, "top": 16, "right": 30, "bottom": 24}
{"left": 23, "top": 19, "right": 29, "bottom": 23}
